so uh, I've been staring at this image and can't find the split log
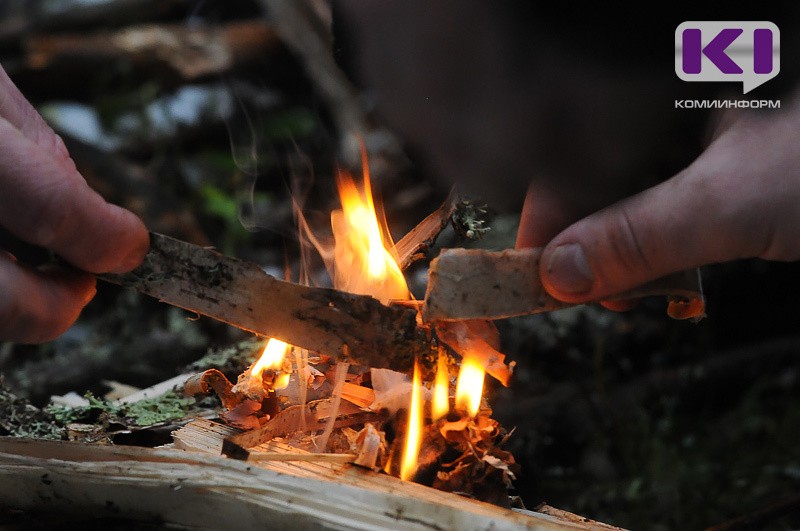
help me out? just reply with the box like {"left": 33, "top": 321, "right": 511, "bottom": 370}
{"left": 0, "top": 436, "right": 601, "bottom": 530}
{"left": 26, "top": 21, "right": 281, "bottom": 80}
{"left": 423, "top": 248, "right": 705, "bottom": 322}
{"left": 100, "top": 232, "right": 428, "bottom": 371}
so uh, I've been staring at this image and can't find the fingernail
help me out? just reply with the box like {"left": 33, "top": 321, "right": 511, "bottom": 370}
{"left": 547, "top": 243, "right": 594, "bottom": 294}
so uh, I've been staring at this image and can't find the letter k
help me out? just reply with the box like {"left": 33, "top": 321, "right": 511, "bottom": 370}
{"left": 683, "top": 28, "right": 743, "bottom": 74}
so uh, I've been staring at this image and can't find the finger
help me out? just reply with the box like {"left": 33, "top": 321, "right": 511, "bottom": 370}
{"left": 600, "top": 299, "right": 638, "bottom": 312}
{"left": 0, "top": 117, "right": 149, "bottom": 273}
{"left": 0, "top": 255, "right": 96, "bottom": 343}
{"left": 0, "top": 65, "right": 70, "bottom": 160}
{"left": 539, "top": 116, "right": 799, "bottom": 303}
{"left": 516, "top": 181, "right": 581, "bottom": 248}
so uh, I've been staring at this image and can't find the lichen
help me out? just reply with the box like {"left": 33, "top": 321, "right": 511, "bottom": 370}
{"left": 452, "top": 200, "right": 491, "bottom": 240}
{"left": 47, "top": 390, "right": 196, "bottom": 427}
{"left": 0, "top": 384, "right": 63, "bottom": 440}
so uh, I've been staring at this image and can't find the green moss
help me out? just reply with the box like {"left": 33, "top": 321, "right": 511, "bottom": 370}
{"left": 46, "top": 391, "right": 196, "bottom": 428}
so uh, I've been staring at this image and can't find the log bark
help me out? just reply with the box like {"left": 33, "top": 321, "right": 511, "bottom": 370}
{"left": 423, "top": 248, "right": 705, "bottom": 322}
{"left": 100, "top": 232, "right": 428, "bottom": 371}
{"left": 0, "top": 436, "right": 603, "bottom": 530}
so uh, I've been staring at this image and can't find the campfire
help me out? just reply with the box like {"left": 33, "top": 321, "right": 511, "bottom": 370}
{"left": 181, "top": 153, "right": 520, "bottom": 505}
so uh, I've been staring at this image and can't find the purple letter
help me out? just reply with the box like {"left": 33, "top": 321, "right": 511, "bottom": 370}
{"left": 754, "top": 28, "right": 773, "bottom": 74}
{"left": 682, "top": 28, "right": 702, "bottom": 74}
{"left": 702, "top": 28, "right": 743, "bottom": 74}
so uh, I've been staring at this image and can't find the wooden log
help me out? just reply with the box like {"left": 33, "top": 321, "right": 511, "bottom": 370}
{"left": 534, "top": 505, "right": 626, "bottom": 531}
{"left": 423, "top": 248, "right": 705, "bottom": 322}
{"left": 0, "top": 436, "right": 609, "bottom": 530}
{"left": 26, "top": 21, "right": 281, "bottom": 80}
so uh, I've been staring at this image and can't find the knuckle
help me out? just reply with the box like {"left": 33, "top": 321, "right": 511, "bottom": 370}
{"left": 26, "top": 181, "right": 75, "bottom": 250}
{"left": 604, "top": 207, "right": 652, "bottom": 273}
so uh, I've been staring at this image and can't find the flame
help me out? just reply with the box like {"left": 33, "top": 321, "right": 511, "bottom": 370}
{"left": 400, "top": 361, "right": 424, "bottom": 481}
{"left": 455, "top": 356, "right": 485, "bottom": 418}
{"left": 272, "top": 372, "right": 291, "bottom": 391}
{"left": 251, "top": 338, "right": 290, "bottom": 378}
{"left": 432, "top": 353, "right": 450, "bottom": 421}
{"left": 330, "top": 163, "right": 408, "bottom": 304}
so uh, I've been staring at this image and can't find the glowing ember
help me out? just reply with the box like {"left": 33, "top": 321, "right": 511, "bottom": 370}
{"left": 455, "top": 356, "right": 485, "bottom": 418}
{"left": 432, "top": 353, "right": 450, "bottom": 421}
{"left": 400, "top": 361, "right": 424, "bottom": 481}
{"left": 330, "top": 164, "right": 409, "bottom": 304}
{"left": 251, "top": 338, "right": 290, "bottom": 378}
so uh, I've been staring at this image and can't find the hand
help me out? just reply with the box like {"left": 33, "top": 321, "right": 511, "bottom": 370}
{"left": 518, "top": 102, "right": 800, "bottom": 305}
{"left": 0, "top": 66, "right": 149, "bottom": 343}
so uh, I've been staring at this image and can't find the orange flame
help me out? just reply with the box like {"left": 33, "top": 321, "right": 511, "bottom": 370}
{"left": 431, "top": 353, "right": 450, "bottom": 421}
{"left": 455, "top": 356, "right": 485, "bottom": 418}
{"left": 400, "top": 360, "right": 424, "bottom": 481}
{"left": 330, "top": 163, "right": 408, "bottom": 304}
{"left": 251, "top": 338, "right": 290, "bottom": 378}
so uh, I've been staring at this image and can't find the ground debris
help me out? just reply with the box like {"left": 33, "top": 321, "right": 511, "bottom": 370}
{"left": 47, "top": 390, "right": 195, "bottom": 429}
{"left": 0, "top": 381, "right": 62, "bottom": 440}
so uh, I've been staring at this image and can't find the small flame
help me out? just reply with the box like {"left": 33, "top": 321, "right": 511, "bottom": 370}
{"left": 272, "top": 372, "right": 291, "bottom": 390}
{"left": 330, "top": 162, "right": 408, "bottom": 304}
{"left": 400, "top": 361, "right": 424, "bottom": 481}
{"left": 251, "top": 338, "right": 290, "bottom": 378}
{"left": 431, "top": 353, "right": 450, "bottom": 421}
{"left": 455, "top": 356, "right": 485, "bottom": 418}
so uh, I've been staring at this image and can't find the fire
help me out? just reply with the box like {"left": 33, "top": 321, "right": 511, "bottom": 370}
{"left": 330, "top": 165, "right": 409, "bottom": 304}
{"left": 432, "top": 353, "right": 450, "bottom": 421}
{"left": 251, "top": 338, "right": 290, "bottom": 378}
{"left": 455, "top": 356, "right": 485, "bottom": 418}
{"left": 400, "top": 361, "right": 424, "bottom": 481}
{"left": 234, "top": 147, "right": 493, "bottom": 482}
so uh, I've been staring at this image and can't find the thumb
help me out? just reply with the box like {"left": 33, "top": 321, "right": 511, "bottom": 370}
{"left": 539, "top": 114, "right": 800, "bottom": 302}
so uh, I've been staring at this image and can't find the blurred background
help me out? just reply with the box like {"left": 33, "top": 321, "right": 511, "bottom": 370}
{"left": 0, "top": 1, "right": 799, "bottom": 529}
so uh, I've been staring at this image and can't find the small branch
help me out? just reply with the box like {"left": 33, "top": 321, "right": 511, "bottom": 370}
{"left": 394, "top": 191, "right": 456, "bottom": 270}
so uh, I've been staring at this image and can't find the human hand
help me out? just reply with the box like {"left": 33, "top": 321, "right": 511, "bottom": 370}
{"left": 0, "top": 66, "right": 149, "bottom": 343}
{"left": 518, "top": 102, "right": 800, "bottom": 305}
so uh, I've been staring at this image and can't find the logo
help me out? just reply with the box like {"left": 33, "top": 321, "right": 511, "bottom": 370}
{"left": 675, "top": 21, "right": 779, "bottom": 94}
